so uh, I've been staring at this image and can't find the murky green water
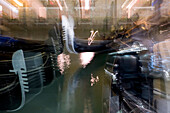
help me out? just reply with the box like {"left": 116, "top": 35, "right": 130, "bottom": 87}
{"left": 1, "top": 52, "right": 111, "bottom": 113}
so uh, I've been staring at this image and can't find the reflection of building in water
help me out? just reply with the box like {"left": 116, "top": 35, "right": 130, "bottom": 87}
{"left": 57, "top": 53, "right": 71, "bottom": 74}
{"left": 90, "top": 73, "right": 99, "bottom": 86}
{"left": 79, "top": 52, "right": 95, "bottom": 68}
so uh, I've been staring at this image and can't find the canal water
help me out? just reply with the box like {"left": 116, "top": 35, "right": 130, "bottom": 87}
{"left": 1, "top": 51, "right": 112, "bottom": 113}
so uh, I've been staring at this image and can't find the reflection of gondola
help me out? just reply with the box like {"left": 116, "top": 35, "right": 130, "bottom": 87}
{"left": 0, "top": 24, "right": 63, "bottom": 111}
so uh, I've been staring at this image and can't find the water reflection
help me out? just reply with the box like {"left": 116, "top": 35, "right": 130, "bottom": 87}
{"left": 55, "top": 53, "right": 108, "bottom": 113}
{"left": 90, "top": 74, "right": 99, "bottom": 86}
{"left": 57, "top": 53, "right": 71, "bottom": 74}
{"left": 79, "top": 52, "right": 95, "bottom": 68}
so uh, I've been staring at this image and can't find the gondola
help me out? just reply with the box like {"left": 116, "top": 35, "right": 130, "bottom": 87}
{"left": 61, "top": 15, "right": 115, "bottom": 54}
{"left": 0, "top": 24, "right": 63, "bottom": 111}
